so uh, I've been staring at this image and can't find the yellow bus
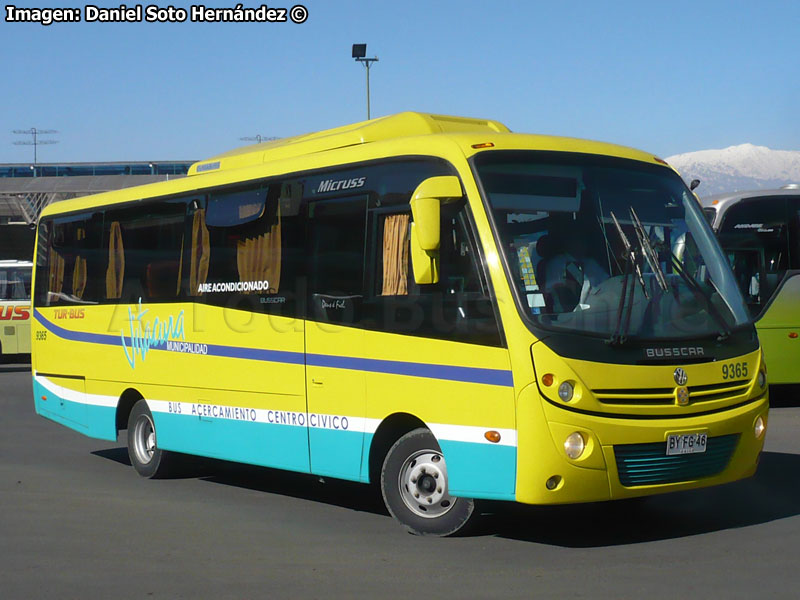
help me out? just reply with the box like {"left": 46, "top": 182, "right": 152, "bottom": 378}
{"left": 31, "top": 112, "right": 768, "bottom": 535}
{"left": 701, "top": 187, "right": 800, "bottom": 386}
{"left": 1, "top": 260, "right": 32, "bottom": 359}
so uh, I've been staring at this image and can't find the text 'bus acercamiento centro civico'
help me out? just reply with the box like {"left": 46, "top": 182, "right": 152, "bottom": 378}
{"left": 30, "top": 112, "right": 768, "bottom": 535}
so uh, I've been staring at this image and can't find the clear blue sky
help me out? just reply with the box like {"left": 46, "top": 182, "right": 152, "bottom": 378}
{"left": 2, "top": 0, "right": 798, "bottom": 163}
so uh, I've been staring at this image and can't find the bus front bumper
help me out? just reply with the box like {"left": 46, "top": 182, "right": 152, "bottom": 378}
{"left": 514, "top": 385, "right": 768, "bottom": 505}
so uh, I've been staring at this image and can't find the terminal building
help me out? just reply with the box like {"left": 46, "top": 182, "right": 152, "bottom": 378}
{"left": 0, "top": 160, "right": 194, "bottom": 260}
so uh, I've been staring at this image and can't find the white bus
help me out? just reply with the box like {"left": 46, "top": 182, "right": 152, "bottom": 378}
{"left": 0, "top": 260, "right": 32, "bottom": 359}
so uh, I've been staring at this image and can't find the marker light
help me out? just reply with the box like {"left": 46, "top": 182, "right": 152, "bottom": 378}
{"left": 471, "top": 142, "right": 495, "bottom": 149}
{"left": 754, "top": 416, "right": 766, "bottom": 439}
{"left": 541, "top": 373, "right": 554, "bottom": 387}
{"left": 758, "top": 370, "right": 767, "bottom": 389}
{"left": 790, "top": 332, "right": 798, "bottom": 339}
{"left": 564, "top": 432, "right": 585, "bottom": 459}
{"left": 558, "top": 381, "right": 574, "bottom": 402}
{"left": 484, "top": 430, "right": 502, "bottom": 443}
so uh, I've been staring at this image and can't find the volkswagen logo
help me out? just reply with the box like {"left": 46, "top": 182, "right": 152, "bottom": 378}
{"left": 674, "top": 367, "right": 688, "bottom": 386}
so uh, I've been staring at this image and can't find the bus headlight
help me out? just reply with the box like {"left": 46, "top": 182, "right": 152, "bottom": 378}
{"left": 754, "top": 416, "right": 766, "bottom": 439}
{"left": 564, "top": 432, "right": 585, "bottom": 459}
{"left": 558, "top": 381, "right": 574, "bottom": 402}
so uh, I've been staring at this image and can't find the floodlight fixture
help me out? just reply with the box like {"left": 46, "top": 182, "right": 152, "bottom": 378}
{"left": 352, "top": 44, "right": 379, "bottom": 120}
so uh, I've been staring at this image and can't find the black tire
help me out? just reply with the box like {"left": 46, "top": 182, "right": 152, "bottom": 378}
{"left": 127, "top": 399, "right": 173, "bottom": 478}
{"left": 380, "top": 428, "right": 475, "bottom": 536}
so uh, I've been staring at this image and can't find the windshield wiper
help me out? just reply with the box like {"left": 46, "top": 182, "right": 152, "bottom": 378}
{"left": 665, "top": 248, "right": 732, "bottom": 341}
{"left": 630, "top": 207, "right": 668, "bottom": 293}
{"left": 610, "top": 211, "right": 648, "bottom": 298}
{"left": 607, "top": 211, "right": 645, "bottom": 345}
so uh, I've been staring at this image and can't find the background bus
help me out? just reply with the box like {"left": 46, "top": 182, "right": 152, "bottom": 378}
{"left": 0, "top": 260, "right": 32, "bottom": 360}
{"left": 701, "top": 186, "right": 800, "bottom": 386}
{"left": 31, "top": 112, "right": 768, "bottom": 535}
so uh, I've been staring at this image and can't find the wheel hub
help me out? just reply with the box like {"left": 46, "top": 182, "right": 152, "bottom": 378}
{"left": 133, "top": 415, "right": 156, "bottom": 465}
{"left": 399, "top": 451, "right": 455, "bottom": 519}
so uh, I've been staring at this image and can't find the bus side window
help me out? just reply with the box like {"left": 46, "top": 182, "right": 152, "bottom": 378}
{"left": 36, "top": 213, "right": 103, "bottom": 306}
{"left": 104, "top": 201, "right": 186, "bottom": 303}
{"left": 371, "top": 200, "right": 502, "bottom": 346}
{"left": 195, "top": 183, "right": 302, "bottom": 317}
{"left": 306, "top": 195, "right": 369, "bottom": 324}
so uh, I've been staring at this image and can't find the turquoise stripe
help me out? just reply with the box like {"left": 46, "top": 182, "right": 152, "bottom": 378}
{"left": 154, "top": 412, "right": 311, "bottom": 474}
{"left": 32, "top": 379, "right": 117, "bottom": 441}
{"left": 33, "top": 374, "right": 518, "bottom": 500}
{"left": 439, "top": 440, "right": 517, "bottom": 500}
{"left": 309, "top": 427, "right": 365, "bottom": 480}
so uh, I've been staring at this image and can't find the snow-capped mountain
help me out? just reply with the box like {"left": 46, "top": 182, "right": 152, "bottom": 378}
{"left": 665, "top": 144, "right": 800, "bottom": 196}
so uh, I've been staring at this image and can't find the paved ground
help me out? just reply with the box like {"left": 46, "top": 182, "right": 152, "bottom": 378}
{"left": 2, "top": 360, "right": 799, "bottom": 599}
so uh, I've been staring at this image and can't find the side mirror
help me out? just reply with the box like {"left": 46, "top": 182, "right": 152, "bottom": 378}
{"left": 409, "top": 176, "right": 462, "bottom": 285}
{"left": 690, "top": 179, "right": 701, "bottom": 191}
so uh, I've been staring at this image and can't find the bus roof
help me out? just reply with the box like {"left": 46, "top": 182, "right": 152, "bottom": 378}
{"left": 700, "top": 184, "right": 800, "bottom": 213}
{"left": 187, "top": 112, "right": 511, "bottom": 176}
{"left": 39, "top": 112, "right": 670, "bottom": 218}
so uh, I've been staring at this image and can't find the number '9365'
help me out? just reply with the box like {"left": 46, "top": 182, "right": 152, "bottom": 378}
{"left": 722, "top": 362, "right": 748, "bottom": 380}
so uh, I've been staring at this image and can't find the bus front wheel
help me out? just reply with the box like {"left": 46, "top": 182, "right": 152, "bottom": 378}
{"left": 380, "top": 428, "right": 475, "bottom": 536}
{"left": 127, "top": 399, "right": 172, "bottom": 478}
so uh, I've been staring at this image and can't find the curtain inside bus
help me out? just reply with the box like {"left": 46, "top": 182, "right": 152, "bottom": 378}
{"left": 381, "top": 213, "right": 409, "bottom": 296}
{"left": 190, "top": 209, "right": 210, "bottom": 296}
{"left": 48, "top": 247, "right": 65, "bottom": 300}
{"left": 105, "top": 221, "right": 125, "bottom": 299}
{"left": 237, "top": 203, "right": 281, "bottom": 293}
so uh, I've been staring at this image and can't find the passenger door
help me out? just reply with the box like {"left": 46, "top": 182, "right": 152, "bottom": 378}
{"left": 304, "top": 194, "right": 369, "bottom": 480}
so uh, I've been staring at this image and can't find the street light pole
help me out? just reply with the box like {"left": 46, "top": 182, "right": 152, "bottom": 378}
{"left": 352, "top": 44, "right": 378, "bottom": 120}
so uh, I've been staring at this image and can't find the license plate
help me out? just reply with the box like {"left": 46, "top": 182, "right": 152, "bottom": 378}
{"left": 666, "top": 433, "right": 707, "bottom": 456}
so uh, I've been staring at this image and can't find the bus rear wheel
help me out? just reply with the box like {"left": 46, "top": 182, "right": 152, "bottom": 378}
{"left": 380, "top": 428, "right": 475, "bottom": 536}
{"left": 127, "top": 399, "right": 172, "bottom": 478}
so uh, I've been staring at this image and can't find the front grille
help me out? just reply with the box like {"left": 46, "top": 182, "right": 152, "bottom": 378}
{"left": 614, "top": 434, "right": 739, "bottom": 487}
{"left": 594, "top": 379, "right": 749, "bottom": 406}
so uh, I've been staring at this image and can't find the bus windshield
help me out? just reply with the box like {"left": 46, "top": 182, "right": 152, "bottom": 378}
{"left": 715, "top": 195, "right": 796, "bottom": 318}
{"left": 0, "top": 263, "right": 32, "bottom": 301}
{"left": 475, "top": 151, "right": 751, "bottom": 341}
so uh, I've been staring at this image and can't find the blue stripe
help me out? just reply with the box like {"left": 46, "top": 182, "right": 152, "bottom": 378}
{"left": 205, "top": 343, "right": 305, "bottom": 365}
{"left": 35, "top": 308, "right": 120, "bottom": 346}
{"left": 307, "top": 353, "right": 514, "bottom": 387}
{"left": 34, "top": 308, "right": 513, "bottom": 387}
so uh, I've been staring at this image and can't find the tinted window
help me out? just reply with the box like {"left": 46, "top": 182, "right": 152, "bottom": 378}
{"left": 307, "top": 195, "right": 369, "bottom": 324}
{"left": 104, "top": 200, "right": 187, "bottom": 303}
{"left": 302, "top": 159, "right": 502, "bottom": 345}
{"left": 367, "top": 200, "right": 501, "bottom": 346}
{"left": 718, "top": 197, "right": 790, "bottom": 316}
{"left": 194, "top": 183, "right": 304, "bottom": 317}
{"left": 35, "top": 213, "right": 104, "bottom": 306}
